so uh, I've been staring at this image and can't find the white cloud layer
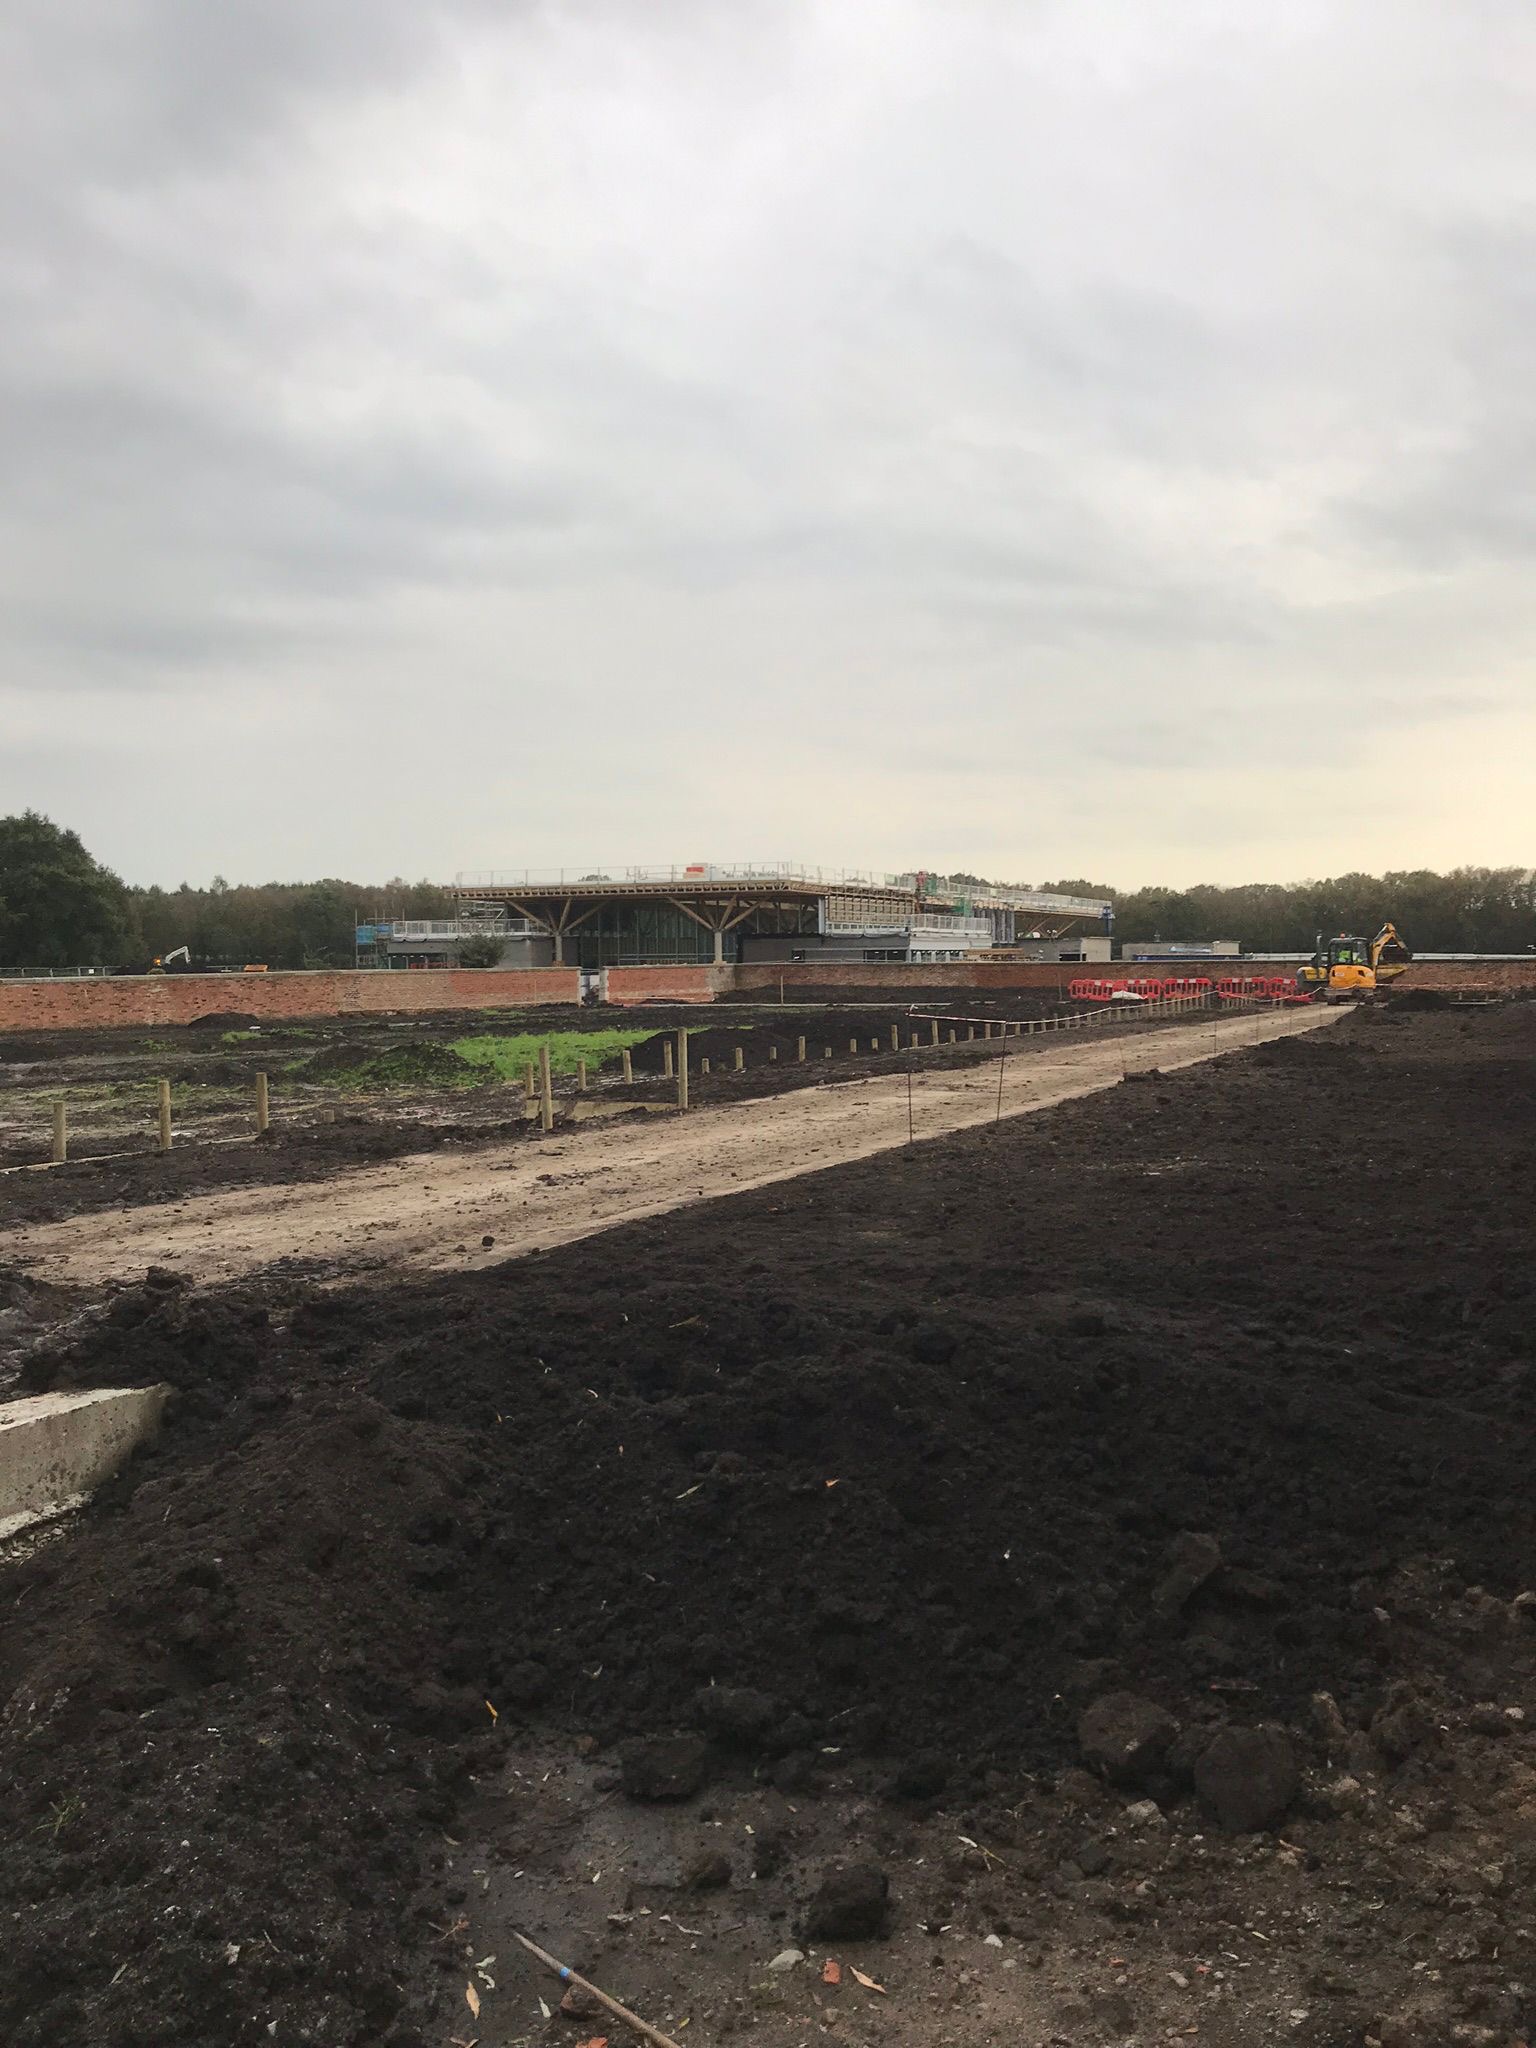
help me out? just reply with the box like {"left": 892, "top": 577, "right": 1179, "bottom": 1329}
{"left": 2, "top": 0, "right": 1533, "bottom": 886}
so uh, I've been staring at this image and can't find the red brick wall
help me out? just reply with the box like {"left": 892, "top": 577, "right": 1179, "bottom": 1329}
{"left": 0, "top": 967, "right": 581, "bottom": 1034}
{"left": 605, "top": 966, "right": 730, "bottom": 1004}
{"left": 727, "top": 958, "right": 1536, "bottom": 998}
{"left": 4, "top": 956, "right": 1528, "bottom": 1034}
{"left": 726, "top": 961, "right": 1292, "bottom": 996}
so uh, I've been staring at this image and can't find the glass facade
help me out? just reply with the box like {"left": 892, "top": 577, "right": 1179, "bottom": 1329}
{"left": 568, "top": 903, "right": 817, "bottom": 967}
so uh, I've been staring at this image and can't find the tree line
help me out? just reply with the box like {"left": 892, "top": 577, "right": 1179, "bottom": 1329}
{"left": 0, "top": 813, "right": 452, "bottom": 971}
{"left": 1032, "top": 870, "right": 1536, "bottom": 955}
{"left": 2, "top": 813, "right": 1532, "bottom": 969}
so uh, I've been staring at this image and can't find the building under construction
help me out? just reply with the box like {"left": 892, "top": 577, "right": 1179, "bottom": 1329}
{"left": 444, "top": 864, "right": 1114, "bottom": 969}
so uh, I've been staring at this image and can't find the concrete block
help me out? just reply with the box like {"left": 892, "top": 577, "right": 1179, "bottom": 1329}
{"left": 0, "top": 1385, "right": 170, "bottom": 1538}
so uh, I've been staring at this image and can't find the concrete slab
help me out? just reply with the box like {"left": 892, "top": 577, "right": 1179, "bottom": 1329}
{"left": 0, "top": 1385, "right": 170, "bottom": 1539}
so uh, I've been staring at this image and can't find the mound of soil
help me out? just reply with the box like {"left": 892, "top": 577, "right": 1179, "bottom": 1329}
{"left": 170, "top": 1056, "right": 248, "bottom": 1085}
{"left": 3, "top": 1005, "right": 1534, "bottom": 2044}
{"left": 302, "top": 1039, "right": 480, "bottom": 1087}
{"left": 1388, "top": 988, "right": 1450, "bottom": 1011}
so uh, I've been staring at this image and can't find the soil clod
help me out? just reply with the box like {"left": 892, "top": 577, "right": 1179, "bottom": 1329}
{"left": 1193, "top": 1722, "right": 1301, "bottom": 1831}
{"left": 803, "top": 1861, "right": 891, "bottom": 1940}
{"left": 618, "top": 1733, "right": 711, "bottom": 1800}
{"left": 1078, "top": 1692, "right": 1180, "bottom": 1787}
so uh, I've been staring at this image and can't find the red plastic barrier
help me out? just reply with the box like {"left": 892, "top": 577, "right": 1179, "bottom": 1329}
{"left": 1068, "top": 976, "right": 1214, "bottom": 1003}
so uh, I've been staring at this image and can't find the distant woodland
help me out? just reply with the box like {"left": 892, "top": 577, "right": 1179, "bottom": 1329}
{"left": 1, "top": 814, "right": 1532, "bottom": 969}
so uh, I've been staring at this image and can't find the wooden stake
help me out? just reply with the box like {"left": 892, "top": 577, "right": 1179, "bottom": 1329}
{"left": 577, "top": 1058, "right": 588, "bottom": 1091}
{"left": 51, "top": 1100, "right": 67, "bottom": 1163}
{"left": 509, "top": 1929, "right": 685, "bottom": 2048}
{"left": 700, "top": 1057, "right": 711, "bottom": 1074}
{"left": 255, "top": 1071, "right": 270, "bottom": 1134}
{"left": 675, "top": 1027, "right": 689, "bottom": 1111}
{"left": 539, "top": 1042, "right": 554, "bottom": 1132}
{"left": 663, "top": 1039, "right": 674, "bottom": 1079}
{"left": 930, "top": 1020, "right": 940, "bottom": 1045}
{"left": 524, "top": 1059, "right": 536, "bottom": 1101}
{"left": 849, "top": 1037, "right": 858, "bottom": 1054}
{"left": 769, "top": 1045, "right": 777, "bottom": 1060}
{"left": 797, "top": 1035, "right": 806, "bottom": 1061}
{"left": 889, "top": 1024, "right": 900, "bottom": 1051}
{"left": 621, "top": 1048, "right": 633, "bottom": 1084}
{"left": 734, "top": 1045, "right": 744, "bottom": 1071}
{"left": 157, "top": 1078, "right": 172, "bottom": 1152}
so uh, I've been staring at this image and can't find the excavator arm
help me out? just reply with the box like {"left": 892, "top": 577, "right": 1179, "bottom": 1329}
{"left": 1368, "top": 923, "right": 1412, "bottom": 980}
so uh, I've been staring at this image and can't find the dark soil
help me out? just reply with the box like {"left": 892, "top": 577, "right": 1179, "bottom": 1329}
{"left": 626, "top": 1003, "right": 1066, "bottom": 1078}
{"left": 2, "top": 1004, "right": 1534, "bottom": 2045}
{"left": 0, "top": 1111, "right": 547, "bottom": 1233}
{"left": 718, "top": 980, "right": 1082, "bottom": 1009}
{"left": 0, "top": 1001, "right": 1166, "bottom": 1222}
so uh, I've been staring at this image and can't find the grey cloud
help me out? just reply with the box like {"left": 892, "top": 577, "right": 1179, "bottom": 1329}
{"left": 0, "top": 0, "right": 1532, "bottom": 883}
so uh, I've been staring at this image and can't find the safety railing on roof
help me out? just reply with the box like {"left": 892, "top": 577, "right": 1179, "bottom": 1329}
{"left": 455, "top": 866, "right": 1110, "bottom": 918}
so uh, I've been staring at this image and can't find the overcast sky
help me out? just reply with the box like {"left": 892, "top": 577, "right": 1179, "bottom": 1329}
{"left": 3, "top": 0, "right": 1534, "bottom": 891}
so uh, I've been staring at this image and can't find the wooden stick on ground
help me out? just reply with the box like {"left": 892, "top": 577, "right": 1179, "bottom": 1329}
{"left": 510, "top": 1929, "right": 686, "bottom": 2048}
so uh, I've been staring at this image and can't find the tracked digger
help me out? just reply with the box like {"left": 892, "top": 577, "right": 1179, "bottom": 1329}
{"left": 1296, "top": 922, "right": 1412, "bottom": 1002}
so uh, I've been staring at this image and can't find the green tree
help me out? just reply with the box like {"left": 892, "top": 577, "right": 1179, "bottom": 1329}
{"left": 0, "top": 812, "right": 136, "bottom": 969}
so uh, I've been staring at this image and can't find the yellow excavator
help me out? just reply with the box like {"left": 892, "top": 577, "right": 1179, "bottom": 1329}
{"left": 1297, "top": 922, "right": 1412, "bottom": 1001}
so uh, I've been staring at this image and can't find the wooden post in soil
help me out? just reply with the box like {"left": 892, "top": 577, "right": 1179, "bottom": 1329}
{"left": 576, "top": 1058, "right": 588, "bottom": 1091}
{"left": 930, "top": 1020, "right": 940, "bottom": 1046}
{"left": 701, "top": 1057, "right": 711, "bottom": 1074}
{"left": 733, "top": 1045, "right": 744, "bottom": 1072}
{"left": 663, "top": 1039, "right": 674, "bottom": 1079}
{"left": 255, "top": 1071, "right": 270, "bottom": 1134}
{"left": 539, "top": 1043, "right": 554, "bottom": 1133}
{"left": 621, "top": 1048, "right": 633, "bottom": 1083}
{"left": 849, "top": 1037, "right": 858, "bottom": 1055}
{"left": 523, "top": 1059, "right": 536, "bottom": 1104}
{"left": 51, "top": 1100, "right": 67, "bottom": 1163}
{"left": 797, "top": 1036, "right": 806, "bottom": 1061}
{"left": 889, "top": 1024, "right": 900, "bottom": 1051}
{"left": 675, "top": 1027, "right": 689, "bottom": 1110}
{"left": 156, "top": 1079, "right": 172, "bottom": 1153}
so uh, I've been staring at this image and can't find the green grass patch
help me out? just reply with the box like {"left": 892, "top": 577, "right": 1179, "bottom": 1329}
{"left": 451, "top": 1028, "right": 652, "bottom": 1080}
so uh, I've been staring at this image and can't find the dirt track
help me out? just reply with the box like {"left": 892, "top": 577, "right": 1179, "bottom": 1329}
{"left": 9, "top": 1004, "right": 1339, "bottom": 1287}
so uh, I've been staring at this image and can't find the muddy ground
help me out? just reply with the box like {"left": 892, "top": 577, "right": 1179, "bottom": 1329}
{"left": 0, "top": 997, "right": 1164, "bottom": 1228}
{"left": 1, "top": 1002, "right": 1534, "bottom": 2048}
